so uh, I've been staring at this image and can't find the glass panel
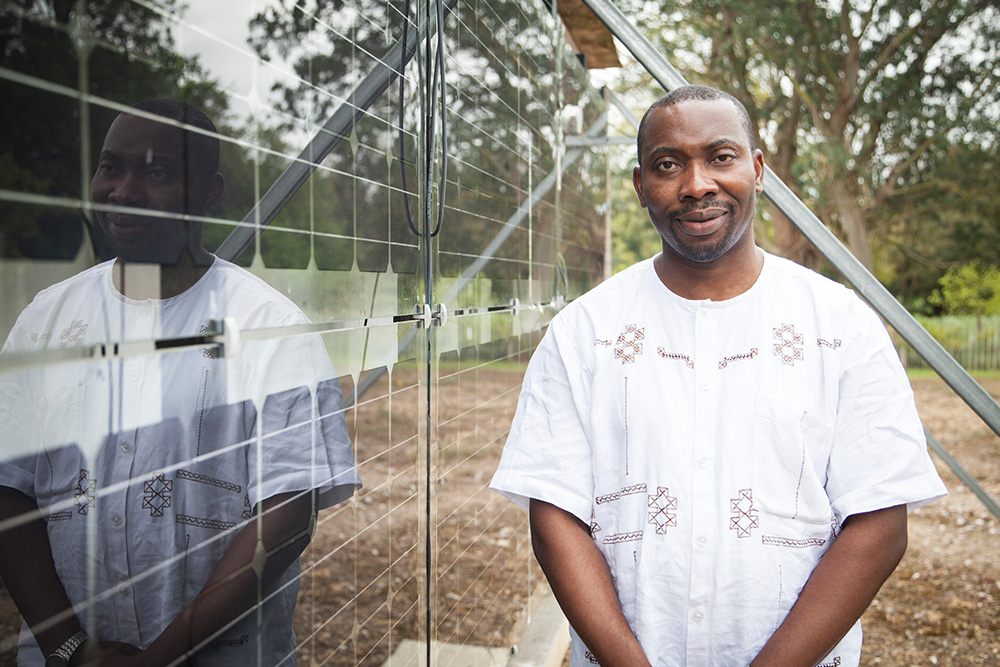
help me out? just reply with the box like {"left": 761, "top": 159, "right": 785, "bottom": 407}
{"left": 0, "top": 1, "right": 605, "bottom": 665}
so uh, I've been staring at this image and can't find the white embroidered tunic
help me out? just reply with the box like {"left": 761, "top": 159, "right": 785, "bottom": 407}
{"left": 491, "top": 253, "right": 945, "bottom": 667}
{"left": 0, "top": 258, "right": 360, "bottom": 666}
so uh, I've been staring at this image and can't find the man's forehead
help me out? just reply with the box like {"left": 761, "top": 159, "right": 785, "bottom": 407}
{"left": 642, "top": 100, "right": 748, "bottom": 154}
{"left": 102, "top": 113, "right": 187, "bottom": 157}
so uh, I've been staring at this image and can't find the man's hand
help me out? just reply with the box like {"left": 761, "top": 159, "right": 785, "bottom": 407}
{"left": 530, "top": 499, "right": 652, "bottom": 667}
{"left": 750, "top": 504, "right": 908, "bottom": 667}
{"left": 71, "top": 640, "right": 142, "bottom": 667}
{"left": 134, "top": 489, "right": 318, "bottom": 666}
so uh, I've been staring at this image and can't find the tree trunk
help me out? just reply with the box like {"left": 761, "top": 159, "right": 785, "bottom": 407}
{"left": 830, "top": 178, "right": 874, "bottom": 271}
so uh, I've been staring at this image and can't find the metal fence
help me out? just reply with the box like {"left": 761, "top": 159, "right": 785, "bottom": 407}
{"left": 896, "top": 317, "right": 1000, "bottom": 371}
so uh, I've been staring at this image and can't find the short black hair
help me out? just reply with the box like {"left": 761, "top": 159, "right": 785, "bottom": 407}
{"left": 129, "top": 98, "right": 221, "bottom": 180}
{"left": 636, "top": 85, "right": 756, "bottom": 164}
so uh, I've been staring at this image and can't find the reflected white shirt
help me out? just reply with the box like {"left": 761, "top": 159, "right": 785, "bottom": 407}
{"left": 491, "top": 253, "right": 945, "bottom": 667}
{"left": 0, "top": 258, "right": 360, "bottom": 666}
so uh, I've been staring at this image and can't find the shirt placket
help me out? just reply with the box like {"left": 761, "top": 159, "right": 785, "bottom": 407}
{"left": 687, "top": 305, "right": 721, "bottom": 661}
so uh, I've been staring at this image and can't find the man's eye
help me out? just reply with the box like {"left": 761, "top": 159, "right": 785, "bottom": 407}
{"left": 97, "top": 164, "right": 118, "bottom": 176}
{"left": 148, "top": 168, "right": 170, "bottom": 180}
{"left": 655, "top": 161, "right": 677, "bottom": 171}
{"left": 715, "top": 154, "right": 735, "bottom": 163}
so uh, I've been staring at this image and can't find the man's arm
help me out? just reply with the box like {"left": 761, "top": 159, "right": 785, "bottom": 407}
{"left": 530, "top": 499, "right": 652, "bottom": 667}
{"left": 0, "top": 486, "right": 87, "bottom": 657}
{"left": 750, "top": 504, "right": 908, "bottom": 667}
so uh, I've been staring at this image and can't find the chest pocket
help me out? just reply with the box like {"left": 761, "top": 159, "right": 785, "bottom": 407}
{"left": 751, "top": 395, "right": 834, "bottom": 534}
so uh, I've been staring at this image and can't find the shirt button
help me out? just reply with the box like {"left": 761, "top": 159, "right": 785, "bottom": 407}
{"left": 120, "top": 441, "right": 131, "bottom": 454}
{"left": 119, "top": 586, "right": 129, "bottom": 598}
{"left": 697, "top": 535, "right": 707, "bottom": 546}
{"left": 111, "top": 514, "right": 123, "bottom": 527}
{"left": 698, "top": 457, "right": 709, "bottom": 468}
{"left": 700, "top": 310, "right": 710, "bottom": 320}
{"left": 701, "top": 381, "right": 711, "bottom": 391}
{"left": 693, "top": 611, "right": 704, "bottom": 623}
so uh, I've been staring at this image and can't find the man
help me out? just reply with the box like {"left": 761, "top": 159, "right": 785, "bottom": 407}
{"left": 490, "top": 85, "right": 945, "bottom": 666}
{"left": 0, "top": 99, "right": 360, "bottom": 666}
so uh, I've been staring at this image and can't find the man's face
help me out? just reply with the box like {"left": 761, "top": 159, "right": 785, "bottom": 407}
{"left": 633, "top": 99, "right": 764, "bottom": 265}
{"left": 90, "top": 114, "right": 209, "bottom": 263}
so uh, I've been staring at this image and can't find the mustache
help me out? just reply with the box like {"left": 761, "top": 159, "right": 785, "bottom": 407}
{"left": 673, "top": 197, "right": 735, "bottom": 217}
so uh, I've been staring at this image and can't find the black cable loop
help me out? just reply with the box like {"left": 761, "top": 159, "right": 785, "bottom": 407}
{"left": 428, "top": 0, "right": 447, "bottom": 237}
{"left": 399, "top": 0, "right": 449, "bottom": 238}
{"left": 400, "top": 0, "right": 420, "bottom": 236}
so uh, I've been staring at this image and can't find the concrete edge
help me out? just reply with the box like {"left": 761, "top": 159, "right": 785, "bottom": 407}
{"left": 507, "top": 586, "right": 570, "bottom": 667}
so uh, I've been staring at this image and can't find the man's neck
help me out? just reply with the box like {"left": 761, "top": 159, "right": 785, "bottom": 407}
{"left": 112, "top": 247, "right": 215, "bottom": 300}
{"left": 653, "top": 242, "right": 764, "bottom": 301}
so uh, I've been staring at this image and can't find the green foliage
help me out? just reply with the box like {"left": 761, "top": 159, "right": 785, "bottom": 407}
{"left": 618, "top": 0, "right": 1000, "bottom": 300}
{"left": 929, "top": 263, "right": 1000, "bottom": 316}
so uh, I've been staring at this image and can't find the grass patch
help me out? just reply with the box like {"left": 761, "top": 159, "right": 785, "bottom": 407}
{"left": 906, "top": 367, "right": 1000, "bottom": 381}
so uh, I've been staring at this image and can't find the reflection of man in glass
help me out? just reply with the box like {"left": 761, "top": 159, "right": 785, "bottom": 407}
{"left": 0, "top": 100, "right": 360, "bottom": 666}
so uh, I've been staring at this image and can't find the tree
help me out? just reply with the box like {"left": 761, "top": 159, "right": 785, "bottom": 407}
{"left": 623, "top": 0, "right": 1000, "bottom": 286}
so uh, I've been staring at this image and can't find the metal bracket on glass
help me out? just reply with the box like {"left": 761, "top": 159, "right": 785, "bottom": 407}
{"left": 206, "top": 317, "right": 241, "bottom": 359}
{"left": 510, "top": 298, "right": 521, "bottom": 316}
{"left": 433, "top": 303, "right": 448, "bottom": 327}
{"left": 415, "top": 303, "right": 434, "bottom": 328}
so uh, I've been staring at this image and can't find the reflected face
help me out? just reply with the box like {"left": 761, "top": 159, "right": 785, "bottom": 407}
{"left": 90, "top": 114, "right": 208, "bottom": 264}
{"left": 633, "top": 99, "right": 764, "bottom": 264}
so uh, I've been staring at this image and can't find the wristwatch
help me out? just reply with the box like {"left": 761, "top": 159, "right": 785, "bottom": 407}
{"left": 44, "top": 631, "right": 89, "bottom": 667}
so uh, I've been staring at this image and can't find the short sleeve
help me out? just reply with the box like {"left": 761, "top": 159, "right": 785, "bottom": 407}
{"left": 249, "top": 329, "right": 360, "bottom": 510}
{"left": 825, "top": 299, "right": 946, "bottom": 524}
{"left": 490, "top": 316, "right": 595, "bottom": 524}
{"left": 0, "top": 313, "right": 41, "bottom": 495}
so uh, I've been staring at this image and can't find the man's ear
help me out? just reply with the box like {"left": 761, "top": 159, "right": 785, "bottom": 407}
{"left": 753, "top": 149, "right": 764, "bottom": 193}
{"left": 202, "top": 172, "right": 225, "bottom": 213}
{"left": 633, "top": 166, "right": 647, "bottom": 208}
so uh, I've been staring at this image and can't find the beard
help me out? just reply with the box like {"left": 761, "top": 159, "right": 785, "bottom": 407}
{"left": 659, "top": 196, "right": 750, "bottom": 264}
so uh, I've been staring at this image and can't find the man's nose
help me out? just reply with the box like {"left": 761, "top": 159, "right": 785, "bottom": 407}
{"left": 678, "top": 163, "right": 717, "bottom": 200}
{"left": 107, "top": 170, "right": 144, "bottom": 206}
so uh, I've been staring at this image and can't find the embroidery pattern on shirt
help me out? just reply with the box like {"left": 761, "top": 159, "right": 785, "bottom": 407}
{"left": 817, "top": 338, "right": 841, "bottom": 349}
{"left": 602, "top": 531, "right": 643, "bottom": 544}
{"left": 74, "top": 469, "right": 96, "bottom": 515}
{"left": 199, "top": 324, "right": 218, "bottom": 359}
{"left": 59, "top": 320, "right": 87, "bottom": 348}
{"left": 657, "top": 347, "right": 694, "bottom": 369}
{"left": 30, "top": 332, "right": 52, "bottom": 344}
{"left": 594, "top": 338, "right": 612, "bottom": 347}
{"left": 762, "top": 535, "right": 826, "bottom": 548}
{"left": 46, "top": 510, "right": 73, "bottom": 522}
{"left": 585, "top": 650, "right": 600, "bottom": 664}
{"left": 142, "top": 474, "right": 173, "bottom": 517}
{"left": 624, "top": 377, "right": 630, "bottom": 475}
{"left": 210, "top": 635, "right": 250, "bottom": 651}
{"left": 718, "top": 348, "right": 758, "bottom": 369}
{"left": 590, "top": 509, "right": 601, "bottom": 539}
{"left": 595, "top": 483, "right": 647, "bottom": 505}
{"left": 729, "top": 488, "right": 759, "bottom": 538}
{"left": 817, "top": 658, "right": 841, "bottom": 667}
{"left": 647, "top": 487, "right": 677, "bottom": 535}
{"left": 772, "top": 323, "right": 804, "bottom": 366}
{"left": 177, "top": 469, "right": 242, "bottom": 494}
{"left": 792, "top": 412, "right": 808, "bottom": 519}
{"left": 176, "top": 515, "right": 237, "bottom": 531}
{"left": 242, "top": 494, "right": 253, "bottom": 520}
{"left": 613, "top": 324, "right": 644, "bottom": 364}
{"left": 195, "top": 369, "right": 210, "bottom": 457}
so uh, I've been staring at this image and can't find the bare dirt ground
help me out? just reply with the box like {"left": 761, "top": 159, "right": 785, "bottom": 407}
{"left": 0, "top": 372, "right": 997, "bottom": 666}
{"left": 860, "top": 376, "right": 1000, "bottom": 666}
